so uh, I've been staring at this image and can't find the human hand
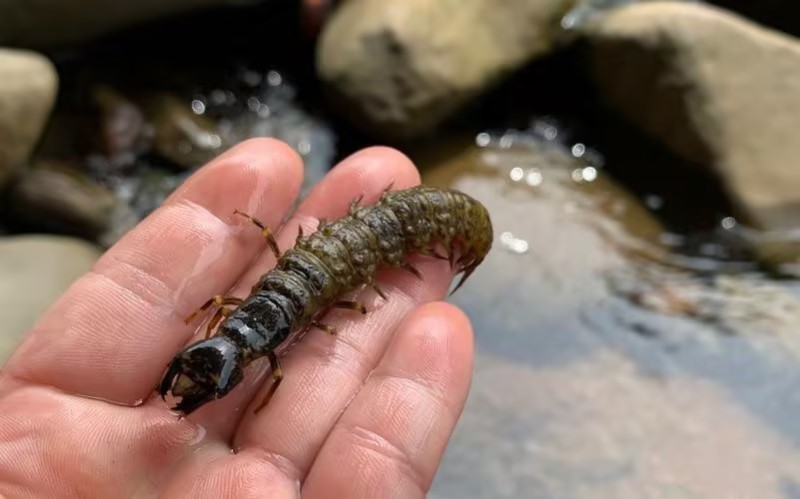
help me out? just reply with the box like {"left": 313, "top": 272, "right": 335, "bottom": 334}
{"left": 0, "top": 140, "right": 475, "bottom": 498}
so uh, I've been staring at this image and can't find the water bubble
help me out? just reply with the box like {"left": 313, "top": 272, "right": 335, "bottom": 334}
{"left": 257, "top": 104, "right": 271, "bottom": 118}
{"left": 247, "top": 96, "right": 261, "bottom": 112}
{"left": 207, "top": 134, "right": 223, "bottom": 149}
{"left": 297, "top": 139, "right": 312, "bottom": 155}
{"left": 561, "top": 12, "right": 578, "bottom": 30}
{"left": 571, "top": 143, "right": 586, "bottom": 158}
{"left": 582, "top": 166, "right": 598, "bottom": 182}
{"left": 526, "top": 169, "right": 543, "bottom": 186}
{"left": 501, "top": 231, "right": 529, "bottom": 254}
{"left": 191, "top": 100, "right": 206, "bottom": 115}
{"left": 721, "top": 217, "right": 737, "bottom": 230}
{"left": 543, "top": 126, "right": 558, "bottom": 141}
{"left": 499, "top": 133, "right": 515, "bottom": 149}
{"left": 267, "top": 70, "right": 283, "bottom": 87}
{"left": 510, "top": 167, "right": 525, "bottom": 182}
{"left": 475, "top": 132, "right": 491, "bottom": 147}
{"left": 571, "top": 168, "right": 584, "bottom": 182}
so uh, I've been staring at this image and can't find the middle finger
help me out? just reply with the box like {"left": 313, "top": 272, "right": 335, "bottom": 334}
{"left": 178, "top": 147, "right": 422, "bottom": 440}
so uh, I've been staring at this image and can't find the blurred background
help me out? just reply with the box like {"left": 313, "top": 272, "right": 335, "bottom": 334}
{"left": 2, "top": 0, "right": 800, "bottom": 497}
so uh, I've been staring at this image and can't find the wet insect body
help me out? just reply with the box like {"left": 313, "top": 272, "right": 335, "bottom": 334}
{"left": 158, "top": 186, "right": 493, "bottom": 414}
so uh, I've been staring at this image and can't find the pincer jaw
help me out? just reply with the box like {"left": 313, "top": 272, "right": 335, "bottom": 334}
{"left": 157, "top": 337, "right": 245, "bottom": 416}
{"left": 157, "top": 357, "right": 218, "bottom": 415}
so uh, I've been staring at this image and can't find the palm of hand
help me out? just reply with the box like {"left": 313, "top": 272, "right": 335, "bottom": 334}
{"left": 0, "top": 140, "right": 474, "bottom": 499}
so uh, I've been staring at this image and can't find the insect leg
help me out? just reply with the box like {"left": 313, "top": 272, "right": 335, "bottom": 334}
{"left": 184, "top": 295, "right": 243, "bottom": 325}
{"left": 370, "top": 281, "right": 388, "bottom": 301}
{"left": 233, "top": 209, "right": 281, "bottom": 258}
{"left": 348, "top": 194, "right": 364, "bottom": 215}
{"left": 205, "top": 307, "right": 233, "bottom": 339}
{"left": 312, "top": 321, "right": 337, "bottom": 335}
{"left": 401, "top": 262, "right": 423, "bottom": 280}
{"left": 254, "top": 351, "right": 284, "bottom": 414}
{"left": 333, "top": 300, "right": 367, "bottom": 314}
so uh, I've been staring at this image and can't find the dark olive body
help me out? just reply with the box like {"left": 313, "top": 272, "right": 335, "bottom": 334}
{"left": 158, "top": 186, "right": 493, "bottom": 414}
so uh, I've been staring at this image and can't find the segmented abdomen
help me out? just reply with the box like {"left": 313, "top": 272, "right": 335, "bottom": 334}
{"left": 252, "top": 186, "right": 493, "bottom": 341}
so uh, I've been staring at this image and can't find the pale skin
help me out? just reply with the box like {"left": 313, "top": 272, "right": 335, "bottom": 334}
{"left": 0, "top": 139, "right": 475, "bottom": 498}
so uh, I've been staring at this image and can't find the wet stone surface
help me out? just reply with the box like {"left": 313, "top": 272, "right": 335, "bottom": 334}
{"left": 416, "top": 125, "right": 800, "bottom": 499}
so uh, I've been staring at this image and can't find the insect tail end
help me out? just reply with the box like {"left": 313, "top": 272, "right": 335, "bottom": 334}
{"left": 450, "top": 260, "right": 481, "bottom": 296}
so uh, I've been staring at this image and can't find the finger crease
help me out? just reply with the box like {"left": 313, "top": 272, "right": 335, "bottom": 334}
{"left": 239, "top": 447, "right": 305, "bottom": 483}
{"left": 299, "top": 329, "right": 374, "bottom": 383}
{"left": 369, "top": 373, "right": 459, "bottom": 424}
{"left": 339, "top": 422, "right": 429, "bottom": 495}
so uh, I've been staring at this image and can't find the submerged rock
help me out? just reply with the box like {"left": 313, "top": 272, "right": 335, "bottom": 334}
{"left": 92, "top": 86, "right": 150, "bottom": 162}
{"left": 0, "top": 235, "right": 100, "bottom": 364}
{"left": 417, "top": 126, "right": 800, "bottom": 498}
{"left": 317, "top": 0, "right": 573, "bottom": 139}
{"left": 145, "top": 94, "right": 226, "bottom": 169}
{"left": 580, "top": 3, "right": 800, "bottom": 238}
{"left": 0, "top": 49, "right": 58, "bottom": 185}
{"left": 7, "top": 166, "right": 120, "bottom": 240}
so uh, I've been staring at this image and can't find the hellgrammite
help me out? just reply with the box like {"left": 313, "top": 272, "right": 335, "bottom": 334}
{"left": 158, "top": 185, "right": 493, "bottom": 415}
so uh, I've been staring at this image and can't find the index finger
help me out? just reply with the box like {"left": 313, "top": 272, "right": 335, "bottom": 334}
{"left": 2, "top": 139, "right": 304, "bottom": 404}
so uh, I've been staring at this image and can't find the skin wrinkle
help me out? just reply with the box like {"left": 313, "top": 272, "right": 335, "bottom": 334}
{"left": 238, "top": 447, "right": 304, "bottom": 486}
{"left": 366, "top": 373, "right": 459, "bottom": 428}
{"left": 338, "top": 421, "right": 430, "bottom": 495}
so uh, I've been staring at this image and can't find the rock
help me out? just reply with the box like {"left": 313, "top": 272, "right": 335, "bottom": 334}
{"left": 316, "top": 0, "right": 573, "bottom": 139}
{"left": 416, "top": 131, "right": 667, "bottom": 253}
{"left": 580, "top": 2, "right": 800, "bottom": 235}
{"left": 0, "top": 0, "right": 260, "bottom": 48}
{"left": 0, "top": 235, "right": 101, "bottom": 364}
{"left": 414, "top": 126, "right": 800, "bottom": 497}
{"left": 92, "top": 86, "right": 150, "bottom": 161}
{"left": 145, "top": 94, "right": 226, "bottom": 169}
{"left": 7, "top": 166, "right": 119, "bottom": 240}
{"left": 0, "top": 49, "right": 58, "bottom": 185}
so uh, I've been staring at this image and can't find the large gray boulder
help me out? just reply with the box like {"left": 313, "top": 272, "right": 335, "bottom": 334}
{"left": 581, "top": 2, "right": 800, "bottom": 233}
{"left": 317, "top": 0, "right": 574, "bottom": 139}
{"left": 0, "top": 0, "right": 260, "bottom": 47}
{"left": 0, "top": 48, "right": 57, "bottom": 185}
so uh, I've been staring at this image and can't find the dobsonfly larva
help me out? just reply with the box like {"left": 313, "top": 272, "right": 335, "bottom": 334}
{"left": 157, "top": 185, "right": 493, "bottom": 415}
